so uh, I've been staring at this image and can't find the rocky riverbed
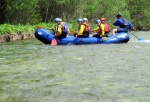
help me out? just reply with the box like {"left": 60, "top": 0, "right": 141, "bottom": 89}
{"left": 0, "top": 32, "right": 35, "bottom": 43}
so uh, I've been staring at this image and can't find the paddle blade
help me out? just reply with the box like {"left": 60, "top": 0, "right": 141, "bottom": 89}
{"left": 51, "top": 38, "right": 57, "bottom": 46}
{"left": 35, "top": 25, "right": 44, "bottom": 29}
{"left": 69, "top": 29, "right": 75, "bottom": 35}
{"left": 138, "top": 38, "right": 144, "bottom": 41}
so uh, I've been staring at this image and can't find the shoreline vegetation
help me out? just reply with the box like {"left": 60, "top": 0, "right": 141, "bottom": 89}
{"left": 0, "top": 23, "right": 53, "bottom": 43}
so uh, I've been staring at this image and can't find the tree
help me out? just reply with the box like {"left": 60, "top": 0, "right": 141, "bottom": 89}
{"left": 4, "top": 0, "right": 40, "bottom": 24}
{"left": 0, "top": 0, "right": 7, "bottom": 24}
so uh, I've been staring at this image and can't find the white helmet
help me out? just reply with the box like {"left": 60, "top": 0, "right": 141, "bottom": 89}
{"left": 83, "top": 18, "right": 88, "bottom": 21}
{"left": 58, "top": 18, "right": 62, "bottom": 22}
{"left": 56, "top": 18, "right": 62, "bottom": 22}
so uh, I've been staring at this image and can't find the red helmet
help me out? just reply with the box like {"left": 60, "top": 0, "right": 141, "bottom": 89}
{"left": 100, "top": 18, "right": 105, "bottom": 21}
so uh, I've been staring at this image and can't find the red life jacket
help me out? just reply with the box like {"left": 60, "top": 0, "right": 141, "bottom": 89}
{"left": 104, "top": 23, "right": 109, "bottom": 33}
{"left": 83, "top": 22, "right": 90, "bottom": 32}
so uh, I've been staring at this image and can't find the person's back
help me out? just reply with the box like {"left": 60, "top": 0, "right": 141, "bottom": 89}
{"left": 61, "top": 22, "right": 69, "bottom": 35}
{"left": 114, "top": 18, "right": 132, "bottom": 30}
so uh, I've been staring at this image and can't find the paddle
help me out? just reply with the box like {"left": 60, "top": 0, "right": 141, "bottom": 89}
{"left": 50, "top": 30, "right": 58, "bottom": 46}
{"left": 130, "top": 32, "right": 144, "bottom": 41}
{"left": 69, "top": 29, "right": 75, "bottom": 35}
{"left": 35, "top": 25, "right": 46, "bottom": 29}
{"left": 51, "top": 38, "right": 57, "bottom": 46}
{"left": 51, "top": 24, "right": 58, "bottom": 46}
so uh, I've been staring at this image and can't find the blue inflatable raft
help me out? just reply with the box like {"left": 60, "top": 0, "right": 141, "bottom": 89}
{"left": 34, "top": 28, "right": 130, "bottom": 45}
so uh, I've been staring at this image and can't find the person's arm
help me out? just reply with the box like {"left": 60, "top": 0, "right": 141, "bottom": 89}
{"left": 93, "top": 27, "right": 100, "bottom": 33}
{"left": 113, "top": 19, "right": 121, "bottom": 26}
{"left": 128, "top": 22, "right": 133, "bottom": 30}
{"left": 77, "top": 25, "right": 85, "bottom": 35}
{"left": 100, "top": 24, "right": 105, "bottom": 37}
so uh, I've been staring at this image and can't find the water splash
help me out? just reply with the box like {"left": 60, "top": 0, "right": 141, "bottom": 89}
{"left": 140, "top": 40, "right": 150, "bottom": 42}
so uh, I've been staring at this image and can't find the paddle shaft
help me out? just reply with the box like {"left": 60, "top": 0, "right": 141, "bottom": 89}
{"left": 50, "top": 25, "right": 58, "bottom": 46}
{"left": 130, "top": 32, "right": 143, "bottom": 40}
{"left": 131, "top": 32, "right": 139, "bottom": 39}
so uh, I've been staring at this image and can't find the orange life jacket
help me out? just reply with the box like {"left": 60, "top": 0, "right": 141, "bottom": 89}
{"left": 83, "top": 22, "right": 90, "bottom": 32}
{"left": 104, "top": 23, "right": 109, "bottom": 33}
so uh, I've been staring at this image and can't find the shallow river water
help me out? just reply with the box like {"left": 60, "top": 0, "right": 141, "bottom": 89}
{"left": 0, "top": 31, "right": 150, "bottom": 102}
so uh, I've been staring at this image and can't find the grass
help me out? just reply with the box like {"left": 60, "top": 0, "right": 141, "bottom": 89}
{"left": 0, "top": 22, "right": 96, "bottom": 35}
{"left": 0, "top": 23, "right": 74, "bottom": 35}
{"left": 0, "top": 23, "right": 57, "bottom": 35}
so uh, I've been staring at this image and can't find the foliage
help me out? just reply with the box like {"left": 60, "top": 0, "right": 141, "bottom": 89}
{"left": 126, "top": 0, "right": 150, "bottom": 30}
{"left": 1, "top": 0, "right": 40, "bottom": 24}
{"left": 0, "top": 24, "right": 35, "bottom": 34}
{"left": 0, "top": 23, "right": 77, "bottom": 35}
{"left": 0, "top": 0, "right": 150, "bottom": 31}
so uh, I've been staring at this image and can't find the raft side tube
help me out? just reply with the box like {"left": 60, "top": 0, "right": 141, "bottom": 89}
{"left": 102, "top": 32, "right": 130, "bottom": 44}
{"left": 57, "top": 36, "right": 102, "bottom": 45}
{"left": 35, "top": 28, "right": 54, "bottom": 44}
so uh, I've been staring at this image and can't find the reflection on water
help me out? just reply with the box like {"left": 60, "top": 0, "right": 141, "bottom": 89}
{"left": 0, "top": 32, "right": 150, "bottom": 102}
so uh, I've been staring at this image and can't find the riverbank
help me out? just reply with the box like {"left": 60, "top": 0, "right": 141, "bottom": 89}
{"left": 0, "top": 23, "right": 54, "bottom": 43}
{"left": 0, "top": 32, "right": 35, "bottom": 43}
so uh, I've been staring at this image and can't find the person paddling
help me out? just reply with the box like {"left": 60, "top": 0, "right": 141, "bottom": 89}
{"left": 100, "top": 17, "right": 110, "bottom": 37}
{"left": 83, "top": 18, "right": 91, "bottom": 35}
{"left": 112, "top": 12, "right": 133, "bottom": 35}
{"left": 92, "top": 19, "right": 105, "bottom": 38}
{"left": 75, "top": 18, "right": 89, "bottom": 38}
{"left": 52, "top": 18, "right": 68, "bottom": 39}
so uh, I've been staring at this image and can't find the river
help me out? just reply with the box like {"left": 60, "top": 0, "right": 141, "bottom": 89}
{"left": 0, "top": 31, "right": 150, "bottom": 102}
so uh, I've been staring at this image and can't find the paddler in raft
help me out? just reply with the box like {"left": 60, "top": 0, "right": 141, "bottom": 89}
{"left": 51, "top": 18, "right": 68, "bottom": 39}
{"left": 100, "top": 17, "right": 111, "bottom": 37}
{"left": 112, "top": 12, "right": 133, "bottom": 35}
{"left": 91, "top": 19, "right": 105, "bottom": 38}
{"left": 74, "top": 18, "right": 90, "bottom": 38}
